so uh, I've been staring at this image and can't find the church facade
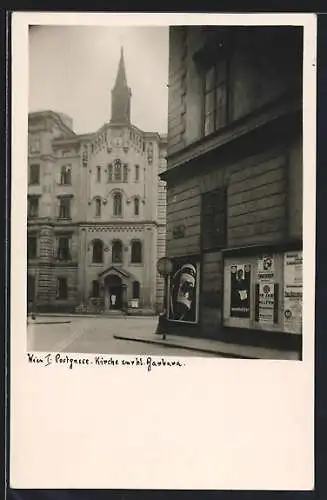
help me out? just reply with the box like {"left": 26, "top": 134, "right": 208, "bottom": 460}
{"left": 27, "top": 48, "right": 167, "bottom": 314}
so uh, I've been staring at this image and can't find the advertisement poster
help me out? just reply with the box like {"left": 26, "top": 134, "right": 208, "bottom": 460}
{"left": 257, "top": 255, "right": 275, "bottom": 281}
{"left": 230, "top": 264, "right": 251, "bottom": 318}
{"left": 257, "top": 282, "right": 275, "bottom": 324}
{"left": 167, "top": 259, "right": 200, "bottom": 324}
{"left": 283, "top": 251, "right": 303, "bottom": 334}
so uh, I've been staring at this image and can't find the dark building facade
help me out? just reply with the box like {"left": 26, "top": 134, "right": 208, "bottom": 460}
{"left": 161, "top": 26, "right": 303, "bottom": 357}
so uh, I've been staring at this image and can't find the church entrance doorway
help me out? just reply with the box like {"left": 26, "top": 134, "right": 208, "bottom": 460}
{"left": 105, "top": 274, "right": 123, "bottom": 311}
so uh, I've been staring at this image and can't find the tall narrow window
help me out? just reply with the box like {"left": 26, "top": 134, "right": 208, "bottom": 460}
{"left": 57, "top": 277, "right": 68, "bottom": 299}
{"left": 95, "top": 198, "right": 101, "bottom": 217}
{"left": 114, "top": 161, "right": 122, "bottom": 181}
{"left": 108, "top": 164, "right": 113, "bottom": 182}
{"left": 27, "top": 236, "right": 37, "bottom": 259}
{"left": 134, "top": 197, "right": 140, "bottom": 216}
{"left": 132, "top": 280, "right": 140, "bottom": 299}
{"left": 28, "top": 196, "right": 39, "bottom": 218}
{"left": 201, "top": 188, "right": 227, "bottom": 250}
{"left": 131, "top": 240, "right": 142, "bottom": 264}
{"left": 112, "top": 240, "right": 123, "bottom": 263}
{"left": 58, "top": 197, "right": 71, "bottom": 219}
{"left": 57, "top": 236, "right": 71, "bottom": 261}
{"left": 29, "top": 164, "right": 40, "bottom": 185}
{"left": 135, "top": 164, "right": 140, "bottom": 181}
{"left": 60, "top": 165, "right": 71, "bottom": 185}
{"left": 30, "top": 136, "right": 40, "bottom": 153}
{"left": 123, "top": 164, "right": 128, "bottom": 183}
{"left": 203, "top": 58, "right": 228, "bottom": 136}
{"left": 92, "top": 240, "right": 104, "bottom": 263}
{"left": 113, "top": 192, "right": 122, "bottom": 216}
{"left": 97, "top": 166, "right": 101, "bottom": 183}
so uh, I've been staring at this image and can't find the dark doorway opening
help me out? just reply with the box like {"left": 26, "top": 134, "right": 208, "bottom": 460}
{"left": 106, "top": 274, "right": 123, "bottom": 310}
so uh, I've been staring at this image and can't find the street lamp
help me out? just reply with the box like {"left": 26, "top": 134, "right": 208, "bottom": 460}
{"left": 156, "top": 256, "right": 173, "bottom": 340}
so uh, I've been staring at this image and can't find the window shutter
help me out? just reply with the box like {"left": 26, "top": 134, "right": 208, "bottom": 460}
{"left": 69, "top": 237, "right": 73, "bottom": 260}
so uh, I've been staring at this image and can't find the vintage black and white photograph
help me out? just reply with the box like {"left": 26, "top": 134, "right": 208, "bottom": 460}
{"left": 11, "top": 12, "right": 316, "bottom": 491}
{"left": 26, "top": 22, "right": 305, "bottom": 360}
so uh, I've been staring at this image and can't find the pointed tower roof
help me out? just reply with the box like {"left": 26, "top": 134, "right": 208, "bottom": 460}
{"left": 114, "top": 46, "right": 128, "bottom": 88}
{"left": 110, "top": 47, "right": 132, "bottom": 124}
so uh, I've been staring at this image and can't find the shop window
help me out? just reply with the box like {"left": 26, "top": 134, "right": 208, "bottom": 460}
{"left": 201, "top": 188, "right": 227, "bottom": 250}
{"left": 92, "top": 240, "right": 104, "bottom": 263}
{"left": 132, "top": 280, "right": 140, "bottom": 299}
{"left": 28, "top": 196, "right": 39, "bottom": 218}
{"left": 60, "top": 165, "right": 72, "bottom": 185}
{"left": 95, "top": 198, "right": 101, "bottom": 217}
{"left": 131, "top": 240, "right": 142, "bottom": 263}
{"left": 58, "top": 197, "right": 71, "bottom": 219}
{"left": 112, "top": 240, "right": 123, "bottom": 264}
{"left": 113, "top": 192, "right": 122, "bottom": 216}
{"left": 223, "top": 250, "right": 303, "bottom": 335}
{"left": 27, "top": 236, "right": 37, "bottom": 259}
{"left": 203, "top": 58, "right": 228, "bottom": 136}
{"left": 57, "top": 277, "right": 68, "bottom": 300}
{"left": 57, "top": 236, "right": 71, "bottom": 261}
{"left": 134, "top": 197, "right": 140, "bottom": 216}
{"left": 92, "top": 280, "right": 100, "bottom": 298}
{"left": 29, "top": 164, "right": 40, "bottom": 185}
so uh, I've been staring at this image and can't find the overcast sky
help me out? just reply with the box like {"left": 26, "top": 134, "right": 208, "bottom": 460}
{"left": 29, "top": 25, "right": 169, "bottom": 135}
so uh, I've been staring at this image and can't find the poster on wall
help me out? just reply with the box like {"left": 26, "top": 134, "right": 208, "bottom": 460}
{"left": 167, "top": 259, "right": 200, "bottom": 324}
{"left": 255, "top": 282, "right": 278, "bottom": 324}
{"left": 257, "top": 255, "right": 275, "bottom": 281}
{"left": 230, "top": 264, "right": 251, "bottom": 318}
{"left": 283, "top": 251, "right": 303, "bottom": 334}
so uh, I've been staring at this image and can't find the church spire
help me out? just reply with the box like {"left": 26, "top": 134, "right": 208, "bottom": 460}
{"left": 110, "top": 47, "right": 131, "bottom": 124}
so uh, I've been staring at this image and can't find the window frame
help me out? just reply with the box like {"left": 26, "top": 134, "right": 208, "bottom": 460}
{"left": 201, "top": 187, "right": 227, "bottom": 252}
{"left": 60, "top": 165, "right": 72, "bottom": 185}
{"left": 113, "top": 192, "right": 123, "bottom": 217}
{"left": 29, "top": 164, "right": 40, "bottom": 185}
{"left": 57, "top": 277, "right": 68, "bottom": 300}
{"left": 112, "top": 240, "right": 123, "bottom": 264}
{"left": 28, "top": 196, "right": 39, "bottom": 218}
{"left": 57, "top": 236, "right": 71, "bottom": 261}
{"left": 131, "top": 240, "right": 142, "bottom": 264}
{"left": 92, "top": 239, "right": 104, "bottom": 264}
{"left": 95, "top": 198, "right": 102, "bottom": 217}
{"left": 27, "top": 235, "right": 37, "bottom": 259}
{"left": 202, "top": 52, "right": 230, "bottom": 138}
{"left": 58, "top": 196, "right": 72, "bottom": 219}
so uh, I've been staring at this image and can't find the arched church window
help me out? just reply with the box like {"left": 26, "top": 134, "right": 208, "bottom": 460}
{"left": 92, "top": 239, "right": 104, "bottom": 263}
{"left": 123, "top": 164, "right": 128, "bottom": 183}
{"left": 134, "top": 197, "right": 140, "bottom": 216}
{"left": 131, "top": 240, "right": 142, "bottom": 264}
{"left": 96, "top": 166, "right": 101, "bottom": 183}
{"left": 135, "top": 165, "right": 140, "bottom": 181}
{"left": 112, "top": 240, "right": 123, "bottom": 264}
{"left": 113, "top": 192, "right": 122, "bottom": 216}
{"left": 108, "top": 164, "right": 113, "bottom": 182}
{"left": 132, "top": 281, "right": 140, "bottom": 299}
{"left": 95, "top": 198, "right": 101, "bottom": 217}
{"left": 114, "top": 160, "right": 122, "bottom": 181}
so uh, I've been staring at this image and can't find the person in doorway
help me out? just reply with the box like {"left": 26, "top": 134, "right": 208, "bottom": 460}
{"left": 111, "top": 294, "right": 116, "bottom": 309}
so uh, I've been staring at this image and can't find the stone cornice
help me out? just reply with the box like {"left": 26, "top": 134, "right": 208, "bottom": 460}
{"left": 161, "top": 91, "right": 301, "bottom": 182}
